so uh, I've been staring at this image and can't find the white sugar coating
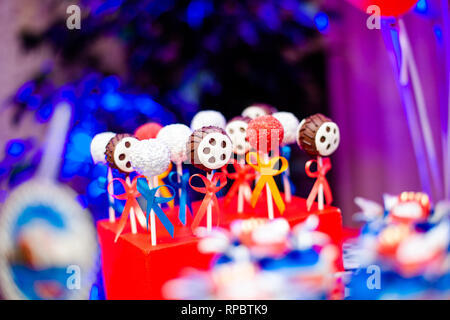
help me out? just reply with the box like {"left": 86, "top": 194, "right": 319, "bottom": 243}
{"left": 273, "top": 112, "right": 299, "bottom": 146}
{"left": 129, "top": 139, "right": 171, "bottom": 177}
{"left": 190, "top": 110, "right": 226, "bottom": 130}
{"left": 156, "top": 124, "right": 192, "bottom": 164}
{"left": 90, "top": 132, "right": 116, "bottom": 164}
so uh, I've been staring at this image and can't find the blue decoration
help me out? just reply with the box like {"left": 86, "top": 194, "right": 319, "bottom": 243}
{"left": 136, "top": 178, "right": 176, "bottom": 237}
{"left": 168, "top": 170, "right": 193, "bottom": 225}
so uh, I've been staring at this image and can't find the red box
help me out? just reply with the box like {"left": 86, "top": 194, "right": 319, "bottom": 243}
{"left": 98, "top": 194, "right": 343, "bottom": 299}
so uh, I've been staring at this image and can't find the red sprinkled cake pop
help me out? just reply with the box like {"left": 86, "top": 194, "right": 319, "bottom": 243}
{"left": 134, "top": 122, "right": 163, "bottom": 140}
{"left": 246, "top": 115, "right": 284, "bottom": 154}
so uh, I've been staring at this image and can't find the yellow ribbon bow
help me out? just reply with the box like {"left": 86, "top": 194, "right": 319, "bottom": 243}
{"left": 246, "top": 152, "right": 289, "bottom": 214}
{"left": 157, "top": 162, "right": 174, "bottom": 209}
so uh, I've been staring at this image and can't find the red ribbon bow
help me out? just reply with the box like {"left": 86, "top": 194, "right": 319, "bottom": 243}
{"left": 222, "top": 160, "right": 255, "bottom": 206}
{"left": 305, "top": 157, "right": 333, "bottom": 211}
{"left": 108, "top": 175, "right": 144, "bottom": 242}
{"left": 189, "top": 172, "right": 227, "bottom": 232}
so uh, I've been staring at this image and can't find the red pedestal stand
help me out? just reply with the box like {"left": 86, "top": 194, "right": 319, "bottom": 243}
{"left": 97, "top": 194, "right": 344, "bottom": 299}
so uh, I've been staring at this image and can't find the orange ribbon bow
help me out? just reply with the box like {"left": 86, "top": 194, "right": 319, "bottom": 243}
{"left": 189, "top": 172, "right": 227, "bottom": 232}
{"left": 108, "top": 175, "right": 144, "bottom": 242}
{"left": 222, "top": 160, "right": 255, "bottom": 206}
{"left": 305, "top": 157, "right": 333, "bottom": 211}
{"left": 246, "top": 152, "right": 288, "bottom": 214}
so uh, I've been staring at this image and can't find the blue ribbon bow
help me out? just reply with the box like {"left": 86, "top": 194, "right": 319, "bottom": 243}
{"left": 168, "top": 171, "right": 193, "bottom": 225}
{"left": 281, "top": 145, "right": 296, "bottom": 194}
{"left": 136, "top": 178, "right": 175, "bottom": 238}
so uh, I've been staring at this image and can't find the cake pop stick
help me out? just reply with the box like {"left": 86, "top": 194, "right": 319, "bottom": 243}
{"left": 105, "top": 133, "right": 144, "bottom": 233}
{"left": 136, "top": 176, "right": 175, "bottom": 245}
{"left": 273, "top": 112, "right": 300, "bottom": 203}
{"left": 246, "top": 116, "right": 287, "bottom": 219}
{"left": 126, "top": 176, "right": 138, "bottom": 233}
{"left": 297, "top": 114, "right": 340, "bottom": 211}
{"left": 225, "top": 117, "right": 253, "bottom": 213}
{"left": 130, "top": 139, "right": 172, "bottom": 246}
{"left": 264, "top": 154, "right": 275, "bottom": 220}
{"left": 155, "top": 163, "right": 175, "bottom": 208}
{"left": 150, "top": 177, "right": 158, "bottom": 245}
{"left": 90, "top": 131, "right": 116, "bottom": 222}
{"left": 168, "top": 170, "right": 193, "bottom": 225}
{"left": 206, "top": 171, "right": 214, "bottom": 231}
{"left": 187, "top": 126, "right": 232, "bottom": 232}
{"left": 222, "top": 160, "right": 255, "bottom": 212}
{"left": 107, "top": 175, "right": 143, "bottom": 240}
{"left": 105, "top": 134, "right": 147, "bottom": 228}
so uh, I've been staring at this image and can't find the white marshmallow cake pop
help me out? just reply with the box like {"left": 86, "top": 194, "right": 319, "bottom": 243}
{"left": 225, "top": 116, "right": 251, "bottom": 156}
{"left": 90, "top": 132, "right": 116, "bottom": 164}
{"left": 187, "top": 126, "right": 233, "bottom": 172}
{"left": 130, "top": 139, "right": 171, "bottom": 177}
{"left": 105, "top": 133, "right": 140, "bottom": 174}
{"left": 156, "top": 124, "right": 192, "bottom": 164}
{"left": 272, "top": 112, "right": 300, "bottom": 146}
{"left": 190, "top": 110, "right": 227, "bottom": 131}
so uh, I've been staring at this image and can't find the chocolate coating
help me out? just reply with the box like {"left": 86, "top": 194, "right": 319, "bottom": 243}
{"left": 187, "top": 126, "right": 232, "bottom": 172}
{"left": 105, "top": 133, "right": 135, "bottom": 173}
{"left": 297, "top": 114, "right": 340, "bottom": 157}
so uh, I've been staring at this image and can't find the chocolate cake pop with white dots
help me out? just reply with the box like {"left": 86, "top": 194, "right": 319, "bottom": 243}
{"left": 297, "top": 114, "right": 340, "bottom": 157}
{"left": 225, "top": 116, "right": 251, "bottom": 156}
{"left": 105, "top": 133, "right": 139, "bottom": 174}
{"left": 187, "top": 126, "right": 233, "bottom": 172}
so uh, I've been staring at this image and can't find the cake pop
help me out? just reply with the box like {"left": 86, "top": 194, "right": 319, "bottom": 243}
{"left": 130, "top": 139, "right": 174, "bottom": 246}
{"left": 272, "top": 112, "right": 300, "bottom": 203}
{"left": 187, "top": 126, "right": 231, "bottom": 232}
{"left": 130, "top": 139, "right": 171, "bottom": 178}
{"left": 90, "top": 132, "right": 116, "bottom": 164}
{"left": 105, "top": 133, "right": 140, "bottom": 174}
{"left": 242, "top": 103, "right": 277, "bottom": 120}
{"left": 273, "top": 112, "right": 299, "bottom": 146}
{"left": 247, "top": 115, "right": 284, "bottom": 155}
{"left": 134, "top": 122, "right": 163, "bottom": 140}
{"left": 297, "top": 114, "right": 340, "bottom": 158}
{"left": 225, "top": 116, "right": 251, "bottom": 157}
{"left": 157, "top": 124, "right": 193, "bottom": 222}
{"left": 187, "top": 126, "right": 233, "bottom": 172}
{"left": 190, "top": 110, "right": 227, "bottom": 131}
{"left": 157, "top": 124, "right": 192, "bottom": 166}
{"left": 297, "top": 114, "right": 340, "bottom": 211}
{"left": 90, "top": 131, "right": 117, "bottom": 222}
{"left": 246, "top": 116, "right": 287, "bottom": 219}
{"left": 224, "top": 116, "right": 253, "bottom": 213}
{"left": 105, "top": 133, "right": 144, "bottom": 234}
